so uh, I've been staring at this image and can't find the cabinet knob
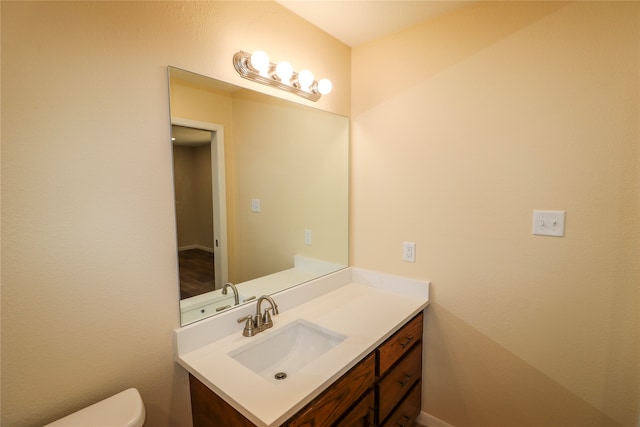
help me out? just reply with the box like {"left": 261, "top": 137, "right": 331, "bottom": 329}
{"left": 397, "top": 414, "right": 411, "bottom": 427}
{"left": 399, "top": 373, "right": 413, "bottom": 387}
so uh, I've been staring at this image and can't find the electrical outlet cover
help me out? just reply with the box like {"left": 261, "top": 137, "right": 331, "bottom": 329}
{"left": 403, "top": 242, "right": 416, "bottom": 262}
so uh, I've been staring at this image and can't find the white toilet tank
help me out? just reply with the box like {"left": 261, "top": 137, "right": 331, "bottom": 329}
{"left": 45, "top": 388, "right": 145, "bottom": 427}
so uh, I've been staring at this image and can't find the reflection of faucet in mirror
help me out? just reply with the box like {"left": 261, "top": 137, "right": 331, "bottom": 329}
{"left": 221, "top": 282, "right": 239, "bottom": 305}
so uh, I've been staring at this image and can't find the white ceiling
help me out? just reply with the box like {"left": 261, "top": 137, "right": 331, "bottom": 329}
{"left": 275, "top": 1, "right": 474, "bottom": 47}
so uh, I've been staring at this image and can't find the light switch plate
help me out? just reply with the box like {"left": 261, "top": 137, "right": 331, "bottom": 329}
{"left": 532, "top": 210, "right": 565, "bottom": 237}
{"left": 251, "top": 198, "right": 261, "bottom": 213}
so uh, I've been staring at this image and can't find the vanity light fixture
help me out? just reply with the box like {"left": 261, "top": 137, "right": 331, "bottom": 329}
{"left": 233, "top": 50, "right": 332, "bottom": 102}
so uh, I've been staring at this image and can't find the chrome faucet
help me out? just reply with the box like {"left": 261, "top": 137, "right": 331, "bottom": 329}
{"left": 237, "top": 295, "right": 279, "bottom": 337}
{"left": 221, "top": 282, "right": 239, "bottom": 305}
{"left": 256, "top": 295, "right": 279, "bottom": 330}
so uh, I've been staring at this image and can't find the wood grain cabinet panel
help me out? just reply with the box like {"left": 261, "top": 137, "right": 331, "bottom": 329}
{"left": 377, "top": 314, "right": 423, "bottom": 376}
{"left": 377, "top": 343, "right": 422, "bottom": 423}
{"left": 190, "top": 374, "right": 255, "bottom": 427}
{"left": 333, "top": 389, "right": 375, "bottom": 427}
{"left": 286, "top": 353, "right": 375, "bottom": 427}
{"left": 380, "top": 382, "right": 421, "bottom": 427}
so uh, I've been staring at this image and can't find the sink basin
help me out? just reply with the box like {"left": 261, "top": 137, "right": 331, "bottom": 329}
{"left": 228, "top": 319, "right": 346, "bottom": 381}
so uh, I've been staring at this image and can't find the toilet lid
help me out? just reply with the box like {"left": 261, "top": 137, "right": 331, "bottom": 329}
{"left": 44, "top": 388, "right": 145, "bottom": 427}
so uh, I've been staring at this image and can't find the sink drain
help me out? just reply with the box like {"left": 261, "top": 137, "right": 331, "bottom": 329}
{"left": 274, "top": 372, "right": 287, "bottom": 380}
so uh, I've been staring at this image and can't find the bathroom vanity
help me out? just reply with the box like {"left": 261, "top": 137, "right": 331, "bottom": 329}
{"left": 174, "top": 268, "right": 429, "bottom": 427}
{"left": 190, "top": 312, "right": 423, "bottom": 426}
{"left": 168, "top": 66, "right": 426, "bottom": 427}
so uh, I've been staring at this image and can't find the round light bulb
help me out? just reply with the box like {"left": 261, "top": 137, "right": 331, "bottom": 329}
{"left": 276, "top": 61, "right": 293, "bottom": 84}
{"left": 317, "top": 78, "right": 333, "bottom": 95}
{"left": 297, "top": 69, "right": 314, "bottom": 90}
{"left": 250, "top": 50, "right": 270, "bottom": 76}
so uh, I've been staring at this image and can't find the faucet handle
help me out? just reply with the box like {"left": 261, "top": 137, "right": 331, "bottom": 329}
{"left": 262, "top": 308, "right": 274, "bottom": 330}
{"left": 237, "top": 315, "right": 256, "bottom": 337}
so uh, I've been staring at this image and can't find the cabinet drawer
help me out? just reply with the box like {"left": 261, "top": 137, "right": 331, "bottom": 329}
{"left": 377, "top": 343, "right": 422, "bottom": 423}
{"left": 377, "top": 313, "right": 423, "bottom": 376}
{"left": 381, "top": 381, "right": 421, "bottom": 427}
{"left": 287, "top": 353, "right": 375, "bottom": 427}
{"left": 334, "top": 389, "right": 374, "bottom": 427}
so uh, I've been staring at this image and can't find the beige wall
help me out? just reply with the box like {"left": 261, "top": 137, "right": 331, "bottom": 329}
{"left": 0, "top": 2, "right": 350, "bottom": 426}
{"left": 232, "top": 91, "right": 349, "bottom": 283}
{"left": 351, "top": 2, "right": 639, "bottom": 426}
{"left": 173, "top": 144, "right": 214, "bottom": 250}
{"left": 194, "top": 145, "right": 215, "bottom": 249}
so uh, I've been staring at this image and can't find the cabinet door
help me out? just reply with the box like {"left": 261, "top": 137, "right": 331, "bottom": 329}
{"left": 287, "top": 353, "right": 375, "bottom": 427}
{"left": 189, "top": 374, "right": 256, "bottom": 427}
{"left": 334, "top": 390, "right": 374, "bottom": 427}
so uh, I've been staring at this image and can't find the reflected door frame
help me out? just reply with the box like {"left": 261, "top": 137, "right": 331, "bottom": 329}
{"left": 172, "top": 117, "right": 229, "bottom": 288}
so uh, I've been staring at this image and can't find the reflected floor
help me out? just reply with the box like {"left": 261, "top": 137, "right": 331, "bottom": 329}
{"left": 178, "top": 249, "right": 215, "bottom": 299}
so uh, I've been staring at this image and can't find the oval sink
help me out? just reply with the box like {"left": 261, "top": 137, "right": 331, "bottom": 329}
{"left": 228, "top": 319, "right": 346, "bottom": 381}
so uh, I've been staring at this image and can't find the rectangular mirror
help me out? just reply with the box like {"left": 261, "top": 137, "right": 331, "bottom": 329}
{"left": 168, "top": 67, "right": 349, "bottom": 326}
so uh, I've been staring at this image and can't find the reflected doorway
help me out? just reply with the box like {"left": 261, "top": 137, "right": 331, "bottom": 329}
{"left": 171, "top": 120, "right": 228, "bottom": 298}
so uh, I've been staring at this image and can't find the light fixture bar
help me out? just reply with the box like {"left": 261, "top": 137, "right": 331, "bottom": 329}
{"left": 233, "top": 51, "right": 328, "bottom": 102}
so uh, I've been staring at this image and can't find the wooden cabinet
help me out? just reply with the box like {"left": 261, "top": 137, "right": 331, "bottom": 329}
{"left": 377, "top": 313, "right": 423, "bottom": 376}
{"left": 376, "top": 313, "right": 423, "bottom": 426}
{"left": 381, "top": 382, "right": 421, "bottom": 427}
{"left": 190, "top": 374, "right": 256, "bottom": 427}
{"left": 189, "top": 311, "right": 424, "bottom": 427}
{"left": 333, "top": 390, "right": 374, "bottom": 427}
{"left": 285, "top": 353, "right": 375, "bottom": 427}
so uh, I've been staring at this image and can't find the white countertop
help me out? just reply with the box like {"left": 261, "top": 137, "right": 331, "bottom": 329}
{"left": 175, "top": 267, "right": 429, "bottom": 427}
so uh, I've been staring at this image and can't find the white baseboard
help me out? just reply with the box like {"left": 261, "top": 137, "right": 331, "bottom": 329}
{"left": 417, "top": 411, "right": 456, "bottom": 427}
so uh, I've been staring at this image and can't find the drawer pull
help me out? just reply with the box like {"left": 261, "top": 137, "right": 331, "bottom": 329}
{"left": 399, "top": 373, "right": 413, "bottom": 387}
{"left": 399, "top": 336, "right": 414, "bottom": 349}
{"left": 397, "top": 415, "right": 411, "bottom": 427}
